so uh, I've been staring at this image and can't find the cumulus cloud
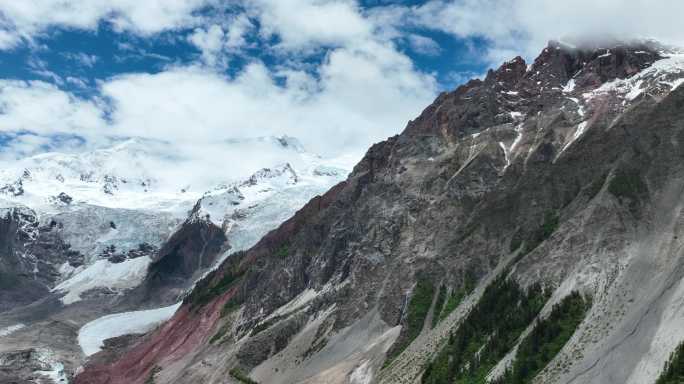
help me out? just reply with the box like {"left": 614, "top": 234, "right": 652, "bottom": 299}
{"left": 80, "top": 39, "right": 434, "bottom": 155}
{"left": 405, "top": 0, "right": 684, "bottom": 65}
{"left": 188, "top": 15, "right": 254, "bottom": 68}
{"left": 0, "top": 0, "right": 438, "bottom": 164}
{"left": 247, "top": 0, "right": 371, "bottom": 50}
{"left": 0, "top": 0, "right": 212, "bottom": 47}
{"left": 189, "top": 24, "right": 227, "bottom": 67}
{"left": 0, "top": 80, "right": 105, "bottom": 136}
{"left": 63, "top": 52, "right": 100, "bottom": 68}
{"left": 407, "top": 34, "right": 441, "bottom": 56}
{"left": 0, "top": 48, "right": 434, "bottom": 186}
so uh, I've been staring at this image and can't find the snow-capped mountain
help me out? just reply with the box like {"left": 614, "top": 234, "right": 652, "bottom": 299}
{"left": 0, "top": 135, "right": 348, "bottom": 382}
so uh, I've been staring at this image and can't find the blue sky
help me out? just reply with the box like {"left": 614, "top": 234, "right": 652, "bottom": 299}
{"left": 0, "top": 0, "right": 680, "bottom": 162}
{"left": 0, "top": 6, "right": 490, "bottom": 96}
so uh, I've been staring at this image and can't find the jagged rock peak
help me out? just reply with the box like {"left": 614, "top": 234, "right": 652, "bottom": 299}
{"left": 403, "top": 39, "right": 676, "bottom": 142}
{"left": 485, "top": 55, "right": 527, "bottom": 87}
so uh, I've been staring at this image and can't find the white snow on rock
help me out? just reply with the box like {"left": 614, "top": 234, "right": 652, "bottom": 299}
{"left": 563, "top": 78, "right": 576, "bottom": 93}
{"left": 78, "top": 302, "right": 181, "bottom": 356}
{"left": 509, "top": 111, "right": 523, "bottom": 119}
{"left": 0, "top": 135, "right": 347, "bottom": 305}
{"left": 584, "top": 52, "right": 684, "bottom": 102}
{"left": 560, "top": 121, "right": 590, "bottom": 154}
{"left": 53, "top": 257, "right": 151, "bottom": 305}
{"left": 499, "top": 141, "right": 511, "bottom": 169}
{"left": 53, "top": 206, "right": 182, "bottom": 262}
{"left": 0, "top": 323, "right": 25, "bottom": 337}
{"left": 34, "top": 348, "right": 69, "bottom": 383}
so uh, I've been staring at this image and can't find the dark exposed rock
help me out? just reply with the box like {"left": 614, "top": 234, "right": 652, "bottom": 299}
{"left": 52, "top": 192, "right": 73, "bottom": 205}
{"left": 0, "top": 207, "right": 84, "bottom": 312}
{"left": 0, "top": 179, "right": 24, "bottom": 197}
{"left": 139, "top": 213, "right": 227, "bottom": 304}
{"left": 0, "top": 349, "right": 52, "bottom": 383}
{"left": 241, "top": 163, "right": 299, "bottom": 187}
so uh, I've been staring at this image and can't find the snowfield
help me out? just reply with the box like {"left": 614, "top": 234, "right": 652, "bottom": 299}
{"left": 52, "top": 257, "right": 152, "bottom": 304}
{"left": 0, "top": 135, "right": 349, "bottom": 369}
{"left": 0, "top": 135, "right": 347, "bottom": 305}
{"left": 78, "top": 303, "right": 182, "bottom": 356}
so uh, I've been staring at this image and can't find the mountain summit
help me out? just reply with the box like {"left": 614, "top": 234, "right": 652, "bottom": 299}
{"left": 73, "top": 40, "right": 684, "bottom": 384}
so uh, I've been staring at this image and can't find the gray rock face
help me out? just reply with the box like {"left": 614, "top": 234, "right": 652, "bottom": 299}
{"left": 75, "top": 40, "right": 684, "bottom": 384}
{"left": 0, "top": 207, "right": 84, "bottom": 313}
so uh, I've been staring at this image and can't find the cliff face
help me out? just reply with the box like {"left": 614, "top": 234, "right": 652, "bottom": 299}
{"left": 0, "top": 206, "right": 84, "bottom": 312}
{"left": 76, "top": 40, "right": 684, "bottom": 384}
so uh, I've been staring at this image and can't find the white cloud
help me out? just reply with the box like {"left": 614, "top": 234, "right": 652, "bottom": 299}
{"left": 0, "top": 0, "right": 212, "bottom": 48}
{"left": 225, "top": 14, "right": 253, "bottom": 49}
{"left": 100, "top": 39, "right": 435, "bottom": 155}
{"left": 27, "top": 57, "right": 64, "bottom": 85}
{"left": 248, "top": 0, "right": 371, "bottom": 50}
{"left": 0, "top": 0, "right": 437, "bottom": 163}
{"left": 189, "top": 24, "right": 227, "bottom": 67}
{"left": 0, "top": 29, "right": 20, "bottom": 49}
{"left": 405, "top": 0, "right": 684, "bottom": 65}
{"left": 187, "top": 15, "right": 254, "bottom": 68}
{"left": 65, "top": 76, "right": 90, "bottom": 88}
{"left": 0, "top": 48, "right": 434, "bottom": 173}
{"left": 407, "top": 34, "right": 441, "bottom": 56}
{"left": 64, "top": 53, "right": 99, "bottom": 68}
{"left": 0, "top": 80, "right": 105, "bottom": 136}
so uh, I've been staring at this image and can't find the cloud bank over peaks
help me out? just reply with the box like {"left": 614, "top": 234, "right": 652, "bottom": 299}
{"left": 0, "top": 0, "right": 681, "bottom": 173}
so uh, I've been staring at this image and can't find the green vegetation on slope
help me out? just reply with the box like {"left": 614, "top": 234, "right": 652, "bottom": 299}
{"left": 493, "top": 291, "right": 591, "bottom": 384}
{"left": 520, "top": 211, "right": 560, "bottom": 257}
{"left": 184, "top": 261, "right": 245, "bottom": 310}
{"left": 385, "top": 279, "right": 435, "bottom": 365}
{"left": 436, "top": 273, "right": 476, "bottom": 325}
{"left": 431, "top": 285, "right": 447, "bottom": 328}
{"left": 229, "top": 368, "right": 259, "bottom": 384}
{"left": 276, "top": 244, "right": 290, "bottom": 258}
{"left": 584, "top": 173, "right": 607, "bottom": 201}
{"left": 656, "top": 340, "right": 684, "bottom": 384}
{"left": 608, "top": 169, "right": 648, "bottom": 201}
{"left": 144, "top": 366, "right": 162, "bottom": 384}
{"left": 421, "top": 275, "right": 549, "bottom": 384}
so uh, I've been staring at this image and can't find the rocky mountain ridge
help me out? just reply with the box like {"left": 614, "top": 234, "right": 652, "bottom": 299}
{"left": 72, "top": 39, "right": 684, "bottom": 384}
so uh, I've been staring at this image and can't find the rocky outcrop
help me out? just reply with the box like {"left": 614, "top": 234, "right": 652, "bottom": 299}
{"left": 139, "top": 211, "right": 228, "bottom": 305}
{"left": 76, "top": 40, "right": 684, "bottom": 384}
{"left": 0, "top": 207, "right": 84, "bottom": 312}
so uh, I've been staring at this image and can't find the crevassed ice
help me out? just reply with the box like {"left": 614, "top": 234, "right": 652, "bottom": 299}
{"left": 53, "top": 257, "right": 151, "bottom": 305}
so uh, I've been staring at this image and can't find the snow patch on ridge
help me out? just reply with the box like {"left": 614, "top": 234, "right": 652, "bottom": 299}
{"left": 563, "top": 78, "right": 576, "bottom": 93}
{"left": 584, "top": 53, "right": 684, "bottom": 102}
{"left": 560, "top": 121, "right": 590, "bottom": 154}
